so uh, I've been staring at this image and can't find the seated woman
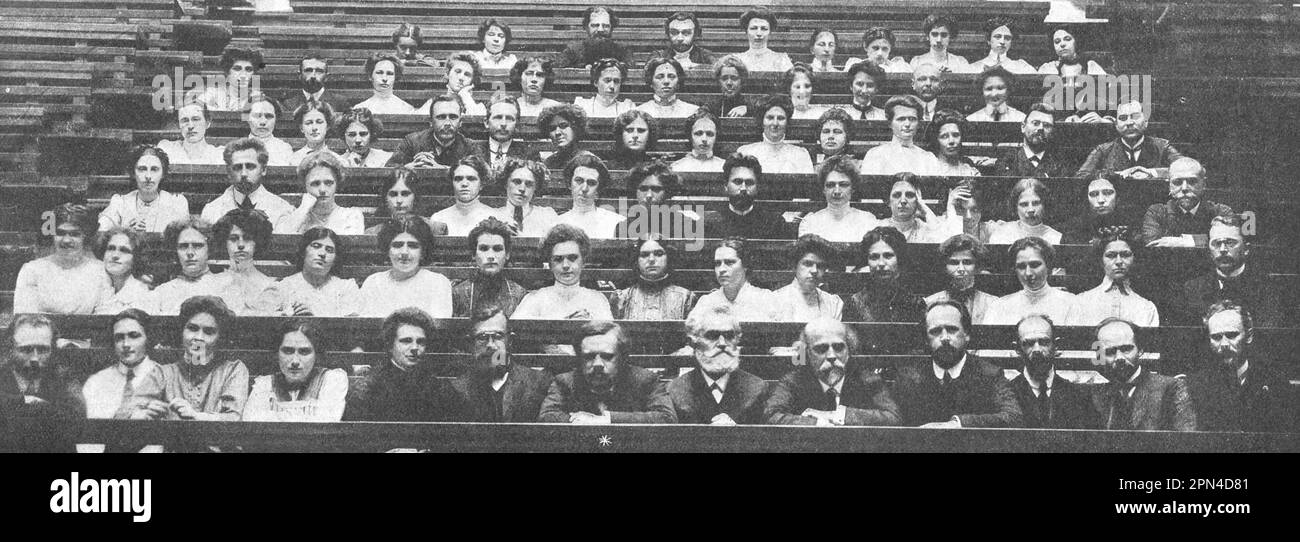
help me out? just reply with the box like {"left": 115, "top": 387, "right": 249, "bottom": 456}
{"left": 811, "top": 107, "right": 854, "bottom": 164}
{"left": 842, "top": 227, "right": 926, "bottom": 324}
{"left": 494, "top": 158, "right": 559, "bottom": 237}
{"left": 243, "top": 320, "right": 349, "bottom": 422}
{"left": 734, "top": 7, "right": 793, "bottom": 72}
{"left": 513, "top": 224, "right": 614, "bottom": 321}
{"left": 211, "top": 208, "right": 279, "bottom": 315}
{"left": 360, "top": 214, "right": 453, "bottom": 318}
{"left": 336, "top": 107, "right": 392, "bottom": 167}
{"left": 772, "top": 234, "right": 844, "bottom": 321}
{"left": 925, "top": 233, "right": 998, "bottom": 325}
{"left": 987, "top": 237, "right": 1080, "bottom": 325}
{"left": 711, "top": 55, "right": 751, "bottom": 118}
{"left": 687, "top": 236, "right": 778, "bottom": 321}
{"left": 845, "top": 27, "right": 912, "bottom": 73}
{"left": 1039, "top": 26, "right": 1107, "bottom": 76}
{"left": 784, "top": 62, "right": 831, "bottom": 120}
{"left": 605, "top": 109, "right": 657, "bottom": 170}
{"left": 672, "top": 108, "right": 726, "bottom": 172}
{"left": 554, "top": 154, "right": 624, "bottom": 239}
{"left": 287, "top": 101, "right": 337, "bottom": 167}
{"left": 98, "top": 145, "right": 190, "bottom": 233}
{"left": 190, "top": 47, "right": 264, "bottom": 111}
{"left": 1059, "top": 173, "right": 1142, "bottom": 244}
{"left": 807, "top": 28, "right": 840, "bottom": 72}
{"left": 416, "top": 51, "right": 486, "bottom": 117}
{"left": 511, "top": 57, "right": 562, "bottom": 117}
{"left": 430, "top": 155, "right": 498, "bottom": 236}
{"left": 152, "top": 217, "right": 223, "bottom": 315}
{"left": 156, "top": 102, "right": 223, "bottom": 164}
{"left": 839, "top": 59, "right": 886, "bottom": 120}
{"left": 952, "top": 177, "right": 1063, "bottom": 245}
{"left": 880, "top": 172, "right": 950, "bottom": 243}
{"left": 245, "top": 95, "right": 294, "bottom": 166}
{"left": 575, "top": 58, "right": 635, "bottom": 118}
{"left": 364, "top": 166, "right": 449, "bottom": 235}
{"left": 966, "top": 66, "right": 1024, "bottom": 123}
{"left": 276, "top": 150, "right": 364, "bottom": 234}
{"left": 611, "top": 236, "right": 697, "bottom": 320}
{"left": 798, "top": 154, "right": 878, "bottom": 243}
{"left": 859, "top": 95, "right": 941, "bottom": 175}
{"left": 94, "top": 227, "right": 155, "bottom": 314}
{"left": 968, "top": 16, "right": 1037, "bottom": 74}
{"left": 636, "top": 56, "right": 699, "bottom": 118}
{"left": 533, "top": 103, "right": 595, "bottom": 170}
{"left": 271, "top": 227, "right": 360, "bottom": 317}
{"left": 1074, "top": 233, "right": 1159, "bottom": 327}
{"left": 927, "top": 110, "right": 984, "bottom": 177}
{"left": 627, "top": 158, "right": 700, "bottom": 230}
{"left": 391, "top": 23, "right": 438, "bottom": 67}
{"left": 14, "top": 203, "right": 113, "bottom": 314}
{"left": 910, "top": 14, "right": 970, "bottom": 72}
{"left": 119, "top": 295, "right": 249, "bottom": 421}
{"left": 353, "top": 53, "right": 416, "bottom": 115}
{"left": 473, "top": 18, "right": 519, "bottom": 71}
{"left": 736, "top": 94, "right": 815, "bottom": 174}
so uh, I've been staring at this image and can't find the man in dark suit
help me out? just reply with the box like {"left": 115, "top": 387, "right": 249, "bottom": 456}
{"left": 1090, "top": 317, "right": 1196, "bottom": 431}
{"left": 701, "top": 153, "right": 795, "bottom": 239}
{"left": 1187, "top": 301, "right": 1294, "bottom": 433}
{"left": 557, "top": 7, "right": 632, "bottom": 68}
{"left": 344, "top": 308, "right": 458, "bottom": 422}
{"left": 993, "top": 102, "right": 1073, "bottom": 178}
{"left": 1170, "top": 215, "right": 1279, "bottom": 326}
{"left": 764, "top": 319, "right": 901, "bottom": 426}
{"left": 658, "top": 11, "right": 716, "bottom": 69}
{"left": 1007, "top": 315, "right": 1100, "bottom": 429}
{"left": 1076, "top": 100, "right": 1183, "bottom": 180}
{"left": 386, "top": 95, "right": 484, "bottom": 168}
{"left": 452, "top": 306, "right": 551, "bottom": 423}
{"left": 1139, "top": 158, "right": 1234, "bottom": 247}
{"left": 279, "top": 54, "right": 345, "bottom": 119}
{"left": 0, "top": 314, "right": 81, "bottom": 452}
{"left": 892, "top": 301, "right": 1022, "bottom": 427}
{"left": 669, "top": 304, "right": 771, "bottom": 424}
{"left": 473, "top": 93, "right": 532, "bottom": 175}
{"left": 453, "top": 218, "right": 529, "bottom": 318}
{"left": 910, "top": 63, "right": 944, "bottom": 121}
{"left": 538, "top": 321, "right": 676, "bottom": 423}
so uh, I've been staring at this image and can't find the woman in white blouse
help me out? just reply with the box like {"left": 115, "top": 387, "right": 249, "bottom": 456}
{"left": 211, "top": 208, "right": 280, "bottom": 315}
{"left": 575, "top": 57, "right": 635, "bottom": 118}
{"left": 807, "top": 28, "right": 840, "bottom": 72}
{"left": 968, "top": 16, "right": 1037, "bottom": 74}
{"left": 734, "top": 7, "right": 793, "bottom": 72}
{"left": 927, "top": 110, "right": 984, "bottom": 177}
{"left": 910, "top": 15, "right": 970, "bottom": 72}
{"left": 276, "top": 149, "right": 364, "bottom": 234}
{"left": 635, "top": 56, "right": 699, "bottom": 118}
{"left": 688, "top": 236, "right": 778, "bottom": 322}
{"left": 429, "top": 155, "right": 498, "bottom": 236}
{"left": 99, "top": 145, "right": 191, "bottom": 233}
{"left": 272, "top": 227, "right": 360, "bottom": 317}
{"left": 243, "top": 320, "right": 348, "bottom": 422}
{"left": 156, "top": 102, "right": 223, "bottom": 164}
{"left": 879, "top": 172, "right": 950, "bottom": 243}
{"left": 472, "top": 18, "right": 519, "bottom": 71}
{"left": 14, "top": 203, "right": 113, "bottom": 315}
{"left": 360, "top": 215, "right": 453, "bottom": 318}
{"left": 966, "top": 66, "right": 1025, "bottom": 123}
{"left": 511, "top": 57, "right": 562, "bottom": 117}
{"left": 353, "top": 53, "right": 416, "bottom": 115}
{"left": 151, "top": 217, "right": 224, "bottom": 315}
{"left": 336, "top": 107, "right": 392, "bottom": 167}
{"left": 287, "top": 102, "right": 336, "bottom": 167}
{"left": 1039, "top": 27, "right": 1108, "bottom": 76}
{"left": 844, "top": 27, "right": 912, "bottom": 73}
{"left": 416, "top": 51, "right": 485, "bottom": 117}
{"left": 951, "top": 177, "right": 1062, "bottom": 245}
{"left": 736, "top": 94, "right": 814, "bottom": 174}
{"left": 772, "top": 234, "right": 844, "bottom": 321}
{"left": 798, "top": 154, "right": 877, "bottom": 243}
{"left": 784, "top": 62, "right": 831, "bottom": 120}
{"left": 94, "top": 227, "right": 155, "bottom": 315}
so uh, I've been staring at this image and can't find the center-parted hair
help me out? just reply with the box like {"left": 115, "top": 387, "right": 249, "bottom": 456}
{"left": 985, "top": 16, "right": 1018, "bottom": 41}
{"left": 884, "top": 94, "right": 924, "bottom": 122}
{"left": 719, "top": 236, "right": 752, "bottom": 270}
{"left": 922, "top": 14, "right": 959, "bottom": 39}
{"left": 780, "top": 62, "right": 817, "bottom": 95}
{"left": 213, "top": 207, "right": 273, "bottom": 259}
{"left": 790, "top": 233, "right": 836, "bottom": 268}
{"left": 178, "top": 295, "right": 234, "bottom": 341}
{"left": 293, "top": 101, "right": 337, "bottom": 138}
{"left": 815, "top": 152, "right": 860, "bottom": 198}
{"left": 295, "top": 227, "right": 344, "bottom": 274}
{"left": 478, "top": 18, "right": 513, "bottom": 48}
{"left": 939, "top": 233, "right": 987, "bottom": 267}
{"left": 612, "top": 109, "right": 659, "bottom": 155}
{"left": 451, "top": 155, "right": 492, "bottom": 188}
{"left": 220, "top": 47, "right": 265, "bottom": 72}
{"left": 862, "top": 27, "right": 897, "bottom": 52}
{"left": 365, "top": 53, "right": 405, "bottom": 82}
{"left": 861, "top": 226, "right": 911, "bottom": 271}
{"left": 378, "top": 214, "right": 437, "bottom": 266}
{"left": 626, "top": 159, "right": 679, "bottom": 200}
{"left": 563, "top": 153, "right": 611, "bottom": 190}
{"left": 335, "top": 107, "right": 384, "bottom": 141}
{"left": 752, "top": 93, "right": 794, "bottom": 124}
{"left": 510, "top": 57, "right": 554, "bottom": 92}
{"left": 377, "top": 166, "right": 421, "bottom": 219}
{"left": 1009, "top": 177, "right": 1049, "bottom": 219}
{"left": 109, "top": 308, "right": 157, "bottom": 352}
{"left": 740, "top": 7, "right": 778, "bottom": 31}
{"left": 128, "top": 144, "right": 171, "bottom": 183}
{"left": 541, "top": 223, "right": 591, "bottom": 262}
{"left": 1009, "top": 236, "right": 1056, "bottom": 270}
{"left": 589, "top": 57, "right": 627, "bottom": 86}
{"left": 297, "top": 148, "right": 346, "bottom": 188}
{"left": 643, "top": 56, "right": 686, "bottom": 90}
{"left": 926, "top": 109, "right": 967, "bottom": 153}
{"left": 277, "top": 318, "right": 330, "bottom": 367}
{"left": 628, "top": 236, "right": 678, "bottom": 274}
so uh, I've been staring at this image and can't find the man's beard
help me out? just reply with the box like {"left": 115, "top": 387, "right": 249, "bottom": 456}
{"left": 729, "top": 192, "right": 754, "bottom": 211}
{"left": 301, "top": 78, "right": 324, "bottom": 94}
{"left": 818, "top": 361, "right": 845, "bottom": 388}
{"left": 671, "top": 41, "right": 692, "bottom": 53}
{"left": 697, "top": 346, "right": 739, "bottom": 377}
{"left": 1214, "top": 343, "right": 1245, "bottom": 368}
{"left": 1103, "top": 359, "right": 1138, "bottom": 384}
{"left": 585, "top": 367, "right": 613, "bottom": 393}
{"left": 1024, "top": 351, "right": 1054, "bottom": 381}
{"left": 932, "top": 343, "right": 962, "bottom": 369}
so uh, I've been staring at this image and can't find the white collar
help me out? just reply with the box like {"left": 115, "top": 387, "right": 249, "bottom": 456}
{"left": 1023, "top": 146, "right": 1044, "bottom": 160}
{"left": 702, "top": 371, "right": 730, "bottom": 392}
{"left": 489, "top": 139, "right": 512, "bottom": 153}
{"left": 115, "top": 357, "right": 154, "bottom": 377}
{"left": 491, "top": 370, "right": 509, "bottom": 391}
{"left": 817, "top": 376, "right": 845, "bottom": 395}
{"left": 1099, "top": 275, "right": 1132, "bottom": 295}
{"left": 932, "top": 354, "right": 967, "bottom": 380}
{"left": 1236, "top": 360, "right": 1250, "bottom": 383}
{"left": 1121, "top": 136, "right": 1146, "bottom": 151}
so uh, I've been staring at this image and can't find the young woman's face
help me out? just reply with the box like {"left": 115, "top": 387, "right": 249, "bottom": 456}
{"left": 277, "top": 330, "right": 317, "bottom": 385}
{"left": 102, "top": 233, "right": 136, "bottom": 278}
{"left": 622, "top": 117, "right": 649, "bottom": 151}
{"left": 636, "top": 175, "right": 666, "bottom": 205}
{"left": 989, "top": 25, "right": 1014, "bottom": 56}
{"left": 890, "top": 181, "right": 921, "bottom": 220}
{"left": 717, "top": 66, "right": 743, "bottom": 97}
{"left": 300, "top": 109, "right": 329, "bottom": 145}
{"left": 982, "top": 75, "right": 1009, "bottom": 107}
{"left": 225, "top": 224, "right": 257, "bottom": 265}
{"left": 343, "top": 121, "right": 372, "bottom": 154}
{"left": 866, "top": 240, "right": 899, "bottom": 279}
{"left": 134, "top": 153, "right": 164, "bottom": 195}
{"left": 371, "top": 59, "right": 397, "bottom": 93}
{"left": 1017, "top": 188, "right": 1044, "bottom": 224}
{"left": 388, "top": 232, "right": 422, "bottom": 274}
{"left": 746, "top": 19, "right": 771, "bottom": 49}
{"left": 651, "top": 63, "right": 679, "bottom": 99}
{"left": 385, "top": 178, "right": 415, "bottom": 216}
{"left": 451, "top": 164, "right": 483, "bottom": 204}
{"left": 595, "top": 67, "right": 622, "bottom": 99}
{"left": 762, "top": 105, "right": 788, "bottom": 141}
{"left": 247, "top": 101, "right": 277, "bottom": 138}
{"left": 302, "top": 235, "right": 337, "bottom": 276}
{"left": 810, "top": 31, "right": 836, "bottom": 63}
{"left": 177, "top": 104, "right": 208, "bottom": 143}
{"left": 227, "top": 60, "right": 256, "bottom": 88}
{"left": 823, "top": 170, "right": 853, "bottom": 206}
{"left": 549, "top": 117, "right": 576, "bottom": 148}
{"left": 483, "top": 25, "right": 507, "bottom": 54}
{"left": 175, "top": 227, "right": 208, "bottom": 278}
{"left": 689, "top": 117, "right": 717, "bottom": 156}
{"left": 789, "top": 72, "right": 813, "bottom": 106}
{"left": 1052, "top": 29, "right": 1078, "bottom": 61}
{"left": 936, "top": 122, "right": 962, "bottom": 157}
{"left": 865, "top": 38, "right": 892, "bottom": 64}
{"left": 637, "top": 239, "right": 669, "bottom": 280}
{"left": 446, "top": 59, "right": 475, "bottom": 93}
{"left": 819, "top": 120, "right": 847, "bottom": 154}
{"left": 850, "top": 71, "right": 878, "bottom": 105}
{"left": 521, "top": 62, "right": 547, "bottom": 98}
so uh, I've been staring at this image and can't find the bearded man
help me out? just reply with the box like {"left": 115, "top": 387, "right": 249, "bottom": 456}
{"left": 668, "top": 305, "right": 771, "bottom": 424}
{"left": 763, "top": 319, "right": 900, "bottom": 426}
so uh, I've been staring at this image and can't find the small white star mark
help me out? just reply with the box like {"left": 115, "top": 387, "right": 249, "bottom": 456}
{"left": 597, "top": 435, "right": 613, "bottom": 447}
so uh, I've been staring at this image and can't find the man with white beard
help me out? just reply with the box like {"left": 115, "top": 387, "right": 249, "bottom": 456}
{"left": 668, "top": 305, "right": 771, "bottom": 424}
{"left": 763, "top": 319, "right": 900, "bottom": 426}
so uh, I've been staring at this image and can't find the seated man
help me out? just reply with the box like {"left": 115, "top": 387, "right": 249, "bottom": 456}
{"left": 669, "top": 305, "right": 772, "bottom": 424}
{"left": 1139, "top": 158, "right": 1234, "bottom": 247}
{"left": 764, "top": 318, "right": 901, "bottom": 426}
{"left": 558, "top": 6, "right": 631, "bottom": 67}
{"left": 0, "top": 314, "right": 80, "bottom": 452}
{"left": 1187, "top": 301, "right": 1294, "bottom": 433}
{"left": 475, "top": 93, "right": 531, "bottom": 174}
{"left": 1172, "top": 215, "right": 1280, "bottom": 326}
{"left": 280, "top": 53, "right": 344, "bottom": 118}
{"left": 1089, "top": 318, "right": 1195, "bottom": 431}
{"left": 1077, "top": 100, "right": 1183, "bottom": 180}
{"left": 83, "top": 309, "right": 159, "bottom": 420}
{"left": 893, "top": 301, "right": 1022, "bottom": 427}
{"left": 1008, "top": 315, "right": 1101, "bottom": 429}
{"left": 386, "top": 95, "right": 484, "bottom": 168}
{"left": 344, "top": 308, "right": 458, "bottom": 421}
{"left": 701, "top": 153, "right": 794, "bottom": 239}
{"left": 988, "top": 237, "right": 1080, "bottom": 326}
{"left": 453, "top": 217, "right": 529, "bottom": 317}
{"left": 660, "top": 11, "right": 716, "bottom": 69}
{"left": 925, "top": 234, "right": 998, "bottom": 325}
{"left": 992, "top": 103, "right": 1072, "bottom": 178}
{"left": 538, "top": 321, "right": 677, "bottom": 423}
{"left": 452, "top": 306, "right": 552, "bottom": 422}
{"left": 201, "top": 137, "right": 295, "bottom": 226}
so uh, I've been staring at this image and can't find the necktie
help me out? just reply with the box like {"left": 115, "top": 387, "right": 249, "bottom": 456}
{"left": 942, "top": 371, "right": 952, "bottom": 387}
{"left": 710, "top": 383, "right": 723, "bottom": 404}
{"left": 991, "top": 108, "right": 1002, "bottom": 122}
{"left": 489, "top": 385, "right": 504, "bottom": 422}
{"left": 237, "top": 193, "right": 256, "bottom": 211}
{"left": 352, "top": 153, "right": 364, "bottom": 167}
{"left": 1029, "top": 155, "right": 1041, "bottom": 170}
{"left": 1110, "top": 387, "right": 1132, "bottom": 430}
{"left": 824, "top": 388, "right": 839, "bottom": 411}
{"left": 1125, "top": 147, "right": 1138, "bottom": 165}
{"left": 513, "top": 205, "right": 525, "bottom": 230}
{"left": 122, "top": 368, "right": 135, "bottom": 406}
{"left": 1038, "top": 385, "right": 1052, "bottom": 423}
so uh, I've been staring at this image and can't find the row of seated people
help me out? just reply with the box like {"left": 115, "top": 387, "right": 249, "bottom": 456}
{"left": 3, "top": 295, "right": 1292, "bottom": 444}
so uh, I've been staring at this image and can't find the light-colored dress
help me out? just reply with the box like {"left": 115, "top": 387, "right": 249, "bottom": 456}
{"left": 270, "top": 273, "right": 361, "bottom": 317}
{"left": 353, "top": 94, "right": 416, "bottom": 115}
{"left": 772, "top": 281, "right": 844, "bottom": 321}
{"left": 735, "top": 49, "right": 794, "bottom": 72}
{"left": 687, "top": 282, "right": 779, "bottom": 322}
{"left": 359, "top": 269, "right": 454, "bottom": 318}
{"left": 736, "top": 140, "right": 815, "bottom": 175}
{"left": 513, "top": 284, "right": 614, "bottom": 320}
{"left": 859, "top": 141, "right": 941, "bottom": 175}
{"left": 156, "top": 139, "right": 224, "bottom": 165}
{"left": 798, "top": 207, "right": 878, "bottom": 243}
{"left": 242, "top": 368, "right": 349, "bottom": 422}
{"left": 14, "top": 256, "right": 114, "bottom": 314}
{"left": 97, "top": 190, "right": 191, "bottom": 233}
{"left": 575, "top": 96, "right": 635, "bottom": 118}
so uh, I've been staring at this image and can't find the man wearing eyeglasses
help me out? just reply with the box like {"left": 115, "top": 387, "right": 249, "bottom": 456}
{"left": 1007, "top": 314, "right": 1099, "bottom": 429}
{"left": 1138, "top": 158, "right": 1234, "bottom": 248}
{"left": 1, "top": 314, "right": 81, "bottom": 452}
{"left": 669, "top": 305, "right": 771, "bottom": 425}
{"left": 538, "top": 321, "right": 676, "bottom": 424}
{"left": 764, "top": 319, "right": 900, "bottom": 426}
{"left": 451, "top": 306, "right": 552, "bottom": 423}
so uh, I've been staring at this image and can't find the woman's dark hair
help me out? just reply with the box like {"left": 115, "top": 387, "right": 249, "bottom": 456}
{"left": 109, "top": 308, "right": 157, "bottom": 351}
{"left": 162, "top": 216, "right": 212, "bottom": 266}
{"left": 212, "top": 207, "right": 273, "bottom": 259}
{"left": 862, "top": 27, "right": 897, "bottom": 52}
{"left": 293, "top": 101, "right": 337, "bottom": 138}
{"left": 94, "top": 226, "right": 143, "bottom": 277}
{"left": 861, "top": 226, "right": 910, "bottom": 271}
{"left": 540, "top": 223, "right": 590, "bottom": 264}
{"left": 628, "top": 236, "right": 677, "bottom": 276}
{"left": 376, "top": 166, "right": 422, "bottom": 219}
{"left": 478, "top": 18, "right": 513, "bottom": 48}
{"left": 922, "top": 14, "right": 958, "bottom": 40}
{"left": 220, "top": 47, "right": 265, "bottom": 72}
{"left": 378, "top": 214, "right": 437, "bottom": 266}
{"left": 335, "top": 107, "right": 384, "bottom": 140}
{"left": 53, "top": 202, "right": 94, "bottom": 237}
{"left": 127, "top": 144, "right": 171, "bottom": 184}
{"left": 380, "top": 307, "right": 435, "bottom": 352}
{"left": 807, "top": 28, "right": 838, "bottom": 52}
{"left": 976, "top": 65, "right": 1014, "bottom": 97}
{"left": 751, "top": 93, "right": 793, "bottom": 125}
{"left": 178, "top": 295, "right": 234, "bottom": 345}
{"left": 779, "top": 62, "right": 817, "bottom": 96}
{"left": 642, "top": 56, "right": 685, "bottom": 89}
{"left": 815, "top": 153, "right": 860, "bottom": 200}
{"left": 589, "top": 57, "right": 627, "bottom": 86}
{"left": 537, "top": 103, "right": 587, "bottom": 142}
{"left": 740, "top": 7, "right": 778, "bottom": 32}
{"left": 277, "top": 319, "right": 330, "bottom": 368}
{"left": 984, "top": 16, "right": 1017, "bottom": 41}
{"left": 790, "top": 233, "right": 835, "bottom": 268}
{"left": 926, "top": 108, "right": 967, "bottom": 153}
{"left": 626, "top": 159, "right": 680, "bottom": 200}
{"left": 365, "top": 53, "right": 405, "bottom": 82}
{"left": 611, "top": 109, "right": 659, "bottom": 155}
{"left": 295, "top": 227, "right": 344, "bottom": 274}
{"left": 509, "top": 57, "right": 554, "bottom": 92}
{"left": 814, "top": 107, "right": 855, "bottom": 146}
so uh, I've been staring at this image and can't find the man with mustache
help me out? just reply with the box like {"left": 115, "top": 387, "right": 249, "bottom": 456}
{"left": 764, "top": 319, "right": 900, "bottom": 426}
{"left": 1, "top": 314, "right": 80, "bottom": 452}
{"left": 1074, "top": 233, "right": 1160, "bottom": 326}
{"left": 1077, "top": 100, "right": 1184, "bottom": 180}
{"left": 452, "top": 306, "right": 552, "bottom": 423}
{"left": 893, "top": 301, "right": 1022, "bottom": 427}
{"left": 1007, "top": 314, "right": 1100, "bottom": 428}
{"left": 473, "top": 92, "right": 531, "bottom": 174}
{"left": 558, "top": 7, "right": 631, "bottom": 68}
{"left": 925, "top": 234, "right": 997, "bottom": 325}
{"left": 701, "top": 153, "right": 794, "bottom": 239}
{"left": 387, "top": 95, "right": 484, "bottom": 168}
{"left": 538, "top": 321, "right": 676, "bottom": 423}
{"left": 909, "top": 63, "right": 945, "bottom": 121}
{"left": 1187, "top": 301, "right": 1295, "bottom": 432}
{"left": 83, "top": 309, "right": 158, "bottom": 420}
{"left": 1138, "top": 158, "right": 1234, "bottom": 248}
{"left": 1172, "top": 215, "right": 1280, "bottom": 327}
{"left": 669, "top": 305, "right": 772, "bottom": 425}
{"left": 344, "top": 307, "right": 459, "bottom": 422}
{"left": 452, "top": 217, "right": 529, "bottom": 318}
{"left": 279, "top": 53, "right": 342, "bottom": 119}
{"left": 993, "top": 102, "right": 1072, "bottom": 178}
{"left": 200, "top": 137, "right": 294, "bottom": 226}
{"left": 1089, "top": 317, "right": 1195, "bottom": 431}
{"left": 659, "top": 11, "right": 715, "bottom": 69}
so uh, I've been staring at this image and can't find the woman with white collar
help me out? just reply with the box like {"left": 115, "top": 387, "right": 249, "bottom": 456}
{"left": 156, "top": 103, "right": 224, "bottom": 164}
{"left": 635, "top": 56, "right": 699, "bottom": 118}
{"left": 734, "top": 7, "right": 793, "bottom": 72}
{"left": 735, "top": 94, "right": 814, "bottom": 174}
{"left": 353, "top": 53, "right": 416, "bottom": 115}
{"left": 99, "top": 145, "right": 191, "bottom": 233}
{"left": 430, "top": 155, "right": 498, "bottom": 236}
{"left": 688, "top": 236, "right": 779, "bottom": 322}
